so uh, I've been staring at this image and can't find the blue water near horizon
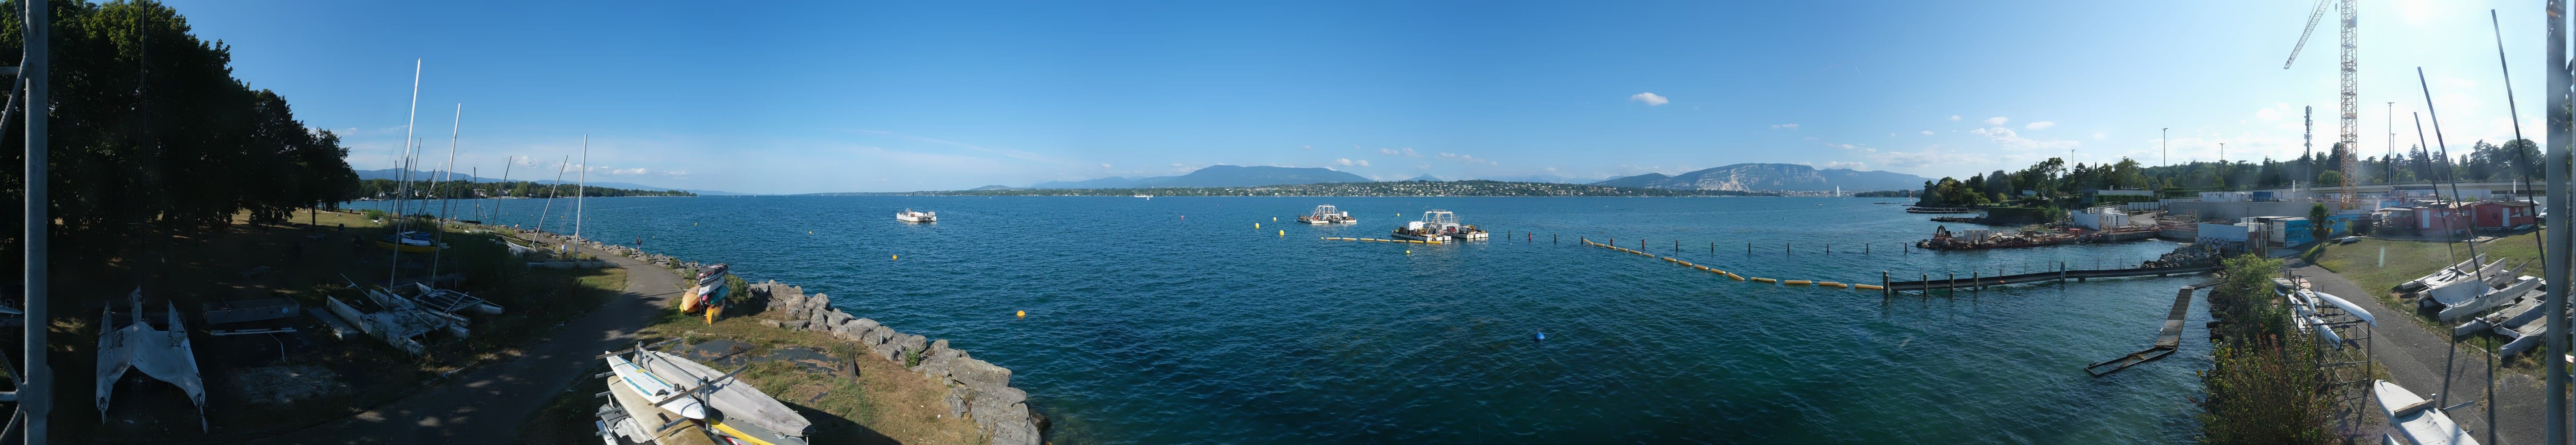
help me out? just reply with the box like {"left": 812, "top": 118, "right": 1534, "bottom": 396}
{"left": 370, "top": 195, "right": 2212, "bottom": 444}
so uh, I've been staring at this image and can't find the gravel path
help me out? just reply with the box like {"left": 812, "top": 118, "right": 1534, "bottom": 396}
{"left": 249, "top": 253, "right": 683, "bottom": 444}
{"left": 2292, "top": 261, "right": 2542, "bottom": 445}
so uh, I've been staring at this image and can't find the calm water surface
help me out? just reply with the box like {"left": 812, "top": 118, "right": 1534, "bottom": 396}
{"left": 394, "top": 196, "right": 2209, "bottom": 444}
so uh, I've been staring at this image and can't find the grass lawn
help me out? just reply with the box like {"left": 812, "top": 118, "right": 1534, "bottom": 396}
{"left": 66, "top": 208, "right": 627, "bottom": 442}
{"left": 518, "top": 292, "right": 985, "bottom": 445}
{"left": 2305, "top": 230, "right": 2548, "bottom": 368}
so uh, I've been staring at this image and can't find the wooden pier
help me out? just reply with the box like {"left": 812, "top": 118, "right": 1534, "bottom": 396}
{"left": 2082, "top": 280, "right": 2217, "bottom": 377}
{"left": 1877, "top": 264, "right": 2215, "bottom": 296}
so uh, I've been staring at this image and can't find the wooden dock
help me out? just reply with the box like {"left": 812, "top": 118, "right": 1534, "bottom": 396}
{"left": 1878, "top": 264, "right": 2215, "bottom": 296}
{"left": 2083, "top": 280, "right": 2218, "bottom": 377}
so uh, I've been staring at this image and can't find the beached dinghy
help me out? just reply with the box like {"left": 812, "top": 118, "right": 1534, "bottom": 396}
{"left": 604, "top": 352, "right": 709, "bottom": 419}
{"left": 2372, "top": 380, "right": 2478, "bottom": 445}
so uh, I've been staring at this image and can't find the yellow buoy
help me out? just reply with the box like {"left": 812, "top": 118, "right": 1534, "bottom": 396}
{"left": 1279, "top": 230, "right": 1285, "bottom": 237}
{"left": 1016, "top": 310, "right": 1026, "bottom": 318}
{"left": 1854, "top": 284, "right": 1885, "bottom": 290}
{"left": 1255, "top": 223, "right": 1260, "bottom": 229}
{"left": 1751, "top": 277, "right": 1777, "bottom": 283}
{"left": 1405, "top": 250, "right": 1412, "bottom": 254}
{"left": 1783, "top": 280, "right": 1812, "bottom": 285}
{"left": 892, "top": 255, "right": 898, "bottom": 260}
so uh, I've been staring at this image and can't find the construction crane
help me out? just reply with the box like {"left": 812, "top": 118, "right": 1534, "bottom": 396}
{"left": 2284, "top": 0, "right": 2358, "bottom": 209}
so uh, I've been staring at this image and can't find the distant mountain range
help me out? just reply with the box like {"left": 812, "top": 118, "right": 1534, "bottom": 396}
{"left": 354, "top": 168, "right": 743, "bottom": 195}
{"left": 1404, "top": 174, "right": 1442, "bottom": 182}
{"left": 1030, "top": 165, "right": 1371, "bottom": 189}
{"left": 1590, "top": 163, "right": 1927, "bottom": 192}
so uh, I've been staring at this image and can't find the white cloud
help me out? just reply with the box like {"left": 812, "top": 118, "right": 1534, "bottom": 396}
{"left": 1870, "top": 148, "right": 1975, "bottom": 169}
{"left": 1628, "top": 92, "right": 1670, "bottom": 106}
{"left": 1335, "top": 158, "right": 1372, "bottom": 167}
{"left": 1772, "top": 123, "right": 1800, "bottom": 130}
{"left": 1949, "top": 115, "right": 1962, "bottom": 121}
{"left": 1821, "top": 161, "right": 1867, "bottom": 169}
{"left": 1437, "top": 153, "right": 1497, "bottom": 165}
{"left": 1358, "top": 159, "right": 1371, "bottom": 167}
{"left": 609, "top": 167, "right": 648, "bottom": 175}
{"left": 1377, "top": 147, "right": 1421, "bottom": 157}
{"left": 2024, "top": 121, "right": 2056, "bottom": 130}
{"left": 1100, "top": 163, "right": 1113, "bottom": 169}
{"left": 662, "top": 170, "right": 689, "bottom": 176}
{"left": 1969, "top": 127, "right": 2082, "bottom": 151}
{"left": 2092, "top": 133, "right": 2106, "bottom": 140}
{"left": 1335, "top": 158, "right": 1354, "bottom": 166}
{"left": 1300, "top": 145, "right": 1313, "bottom": 150}
{"left": 1983, "top": 116, "right": 2009, "bottom": 126}
{"left": 1920, "top": 130, "right": 1935, "bottom": 136}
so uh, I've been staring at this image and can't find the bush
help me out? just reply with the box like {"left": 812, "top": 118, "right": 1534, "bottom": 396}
{"left": 2194, "top": 253, "right": 2351, "bottom": 445}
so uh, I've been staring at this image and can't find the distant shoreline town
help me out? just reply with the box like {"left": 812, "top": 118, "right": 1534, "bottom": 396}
{"left": 806, "top": 179, "right": 1889, "bottom": 197}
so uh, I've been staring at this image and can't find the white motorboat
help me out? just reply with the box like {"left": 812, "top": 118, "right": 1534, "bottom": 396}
{"left": 1391, "top": 209, "right": 1487, "bottom": 241}
{"left": 1298, "top": 205, "right": 1357, "bottom": 224}
{"left": 896, "top": 209, "right": 937, "bottom": 223}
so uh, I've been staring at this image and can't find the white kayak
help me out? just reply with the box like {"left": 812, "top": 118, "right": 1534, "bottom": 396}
{"left": 607, "top": 353, "right": 708, "bottom": 419}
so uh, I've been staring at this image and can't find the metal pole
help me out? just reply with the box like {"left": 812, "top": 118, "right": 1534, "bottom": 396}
{"left": 2544, "top": 1, "right": 2571, "bottom": 441}
{"left": 21, "top": 0, "right": 47, "bottom": 439}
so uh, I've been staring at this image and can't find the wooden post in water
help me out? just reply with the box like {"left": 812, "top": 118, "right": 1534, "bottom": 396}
{"left": 1553, "top": 234, "right": 1557, "bottom": 244}
{"left": 1972, "top": 272, "right": 1981, "bottom": 290}
{"left": 1825, "top": 244, "right": 1830, "bottom": 254}
{"left": 1748, "top": 242, "right": 1752, "bottom": 254}
{"left": 1922, "top": 274, "right": 1930, "bottom": 296}
{"left": 1882, "top": 272, "right": 1891, "bottom": 298}
{"left": 1865, "top": 243, "right": 1869, "bottom": 254}
{"left": 1785, "top": 242, "right": 1790, "bottom": 254}
{"left": 1948, "top": 272, "right": 1957, "bottom": 294}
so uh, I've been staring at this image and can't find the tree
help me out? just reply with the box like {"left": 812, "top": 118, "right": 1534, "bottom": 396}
{"left": 2308, "top": 204, "right": 2332, "bottom": 241}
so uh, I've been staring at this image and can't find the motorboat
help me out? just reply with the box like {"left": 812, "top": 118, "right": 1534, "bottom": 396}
{"left": 1391, "top": 209, "right": 1486, "bottom": 241}
{"left": 1298, "top": 205, "right": 1357, "bottom": 224}
{"left": 896, "top": 209, "right": 937, "bottom": 223}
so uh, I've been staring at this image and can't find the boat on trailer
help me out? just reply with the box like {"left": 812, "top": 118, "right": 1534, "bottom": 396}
{"left": 895, "top": 209, "right": 937, "bottom": 223}
{"left": 1391, "top": 209, "right": 1486, "bottom": 241}
{"left": 1298, "top": 205, "right": 1356, "bottom": 224}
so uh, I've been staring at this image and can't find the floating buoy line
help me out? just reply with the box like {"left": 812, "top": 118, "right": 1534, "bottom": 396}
{"left": 1579, "top": 239, "right": 1880, "bottom": 290}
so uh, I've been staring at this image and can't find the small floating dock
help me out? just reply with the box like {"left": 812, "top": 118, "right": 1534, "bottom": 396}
{"left": 1579, "top": 239, "right": 1867, "bottom": 290}
{"left": 2083, "top": 280, "right": 2216, "bottom": 377}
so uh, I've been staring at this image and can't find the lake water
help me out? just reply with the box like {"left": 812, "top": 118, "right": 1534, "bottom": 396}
{"left": 381, "top": 195, "right": 2211, "bottom": 444}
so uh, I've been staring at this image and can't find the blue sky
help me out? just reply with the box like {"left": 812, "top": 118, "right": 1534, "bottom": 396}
{"left": 168, "top": 0, "right": 2548, "bottom": 193}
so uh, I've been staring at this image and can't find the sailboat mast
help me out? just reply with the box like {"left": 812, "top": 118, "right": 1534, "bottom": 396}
{"left": 427, "top": 104, "right": 461, "bottom": 285}
{"left": 386, "top": 59, "right": 422, "bottom": 285}
{"left": 494, "top": 156, "right": 511, "bottom": 222}
{"left": 537, "top": 155, "right": 568, "bottom": 233}
{"left": 576, "top": 136, "right": 587, "bottom": 240}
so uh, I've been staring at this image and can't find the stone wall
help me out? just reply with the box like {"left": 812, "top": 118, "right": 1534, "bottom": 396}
{"left": 750, "top": 281, "right": 1044, "bottom": 445}
{"left": 505, "top": 228, "right": 1044, "bottom": 445}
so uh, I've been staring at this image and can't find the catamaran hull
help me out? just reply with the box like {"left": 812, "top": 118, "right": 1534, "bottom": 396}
{"left": 376, "top": 241, "right": 443, "bottom": 253}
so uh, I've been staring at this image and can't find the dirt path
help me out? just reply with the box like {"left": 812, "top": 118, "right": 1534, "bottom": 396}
{"left": 2292, "top": 262, "right": 2541, "bottom": 445}
{"left": 248, "top": 253, "right": 683, "bottom": 445}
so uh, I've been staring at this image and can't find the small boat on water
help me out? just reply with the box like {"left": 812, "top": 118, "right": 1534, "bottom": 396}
{"left": 1298, "top": 205, "right": 1357, "bottom": 224}
{"left": 1391, "top": 209, "right": 1486, "bottom": 242}
{"left": 896, "top": 209, "right": 937, "bottom": 223}
{"left": 1134, "top": 194, "right": 1153, "bottom": 199}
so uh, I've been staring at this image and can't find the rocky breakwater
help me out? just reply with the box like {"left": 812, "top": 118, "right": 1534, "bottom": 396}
{"left": 751, "top": 281, "right": 1046, "bottom": 445}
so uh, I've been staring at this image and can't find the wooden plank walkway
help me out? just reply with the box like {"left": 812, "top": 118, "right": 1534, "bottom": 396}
{"left": 1879, "top": 264, "right": 2215, "bottom": 295}
{"left": 2085, "top": 280, "right": 2219, "bottom": 377}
